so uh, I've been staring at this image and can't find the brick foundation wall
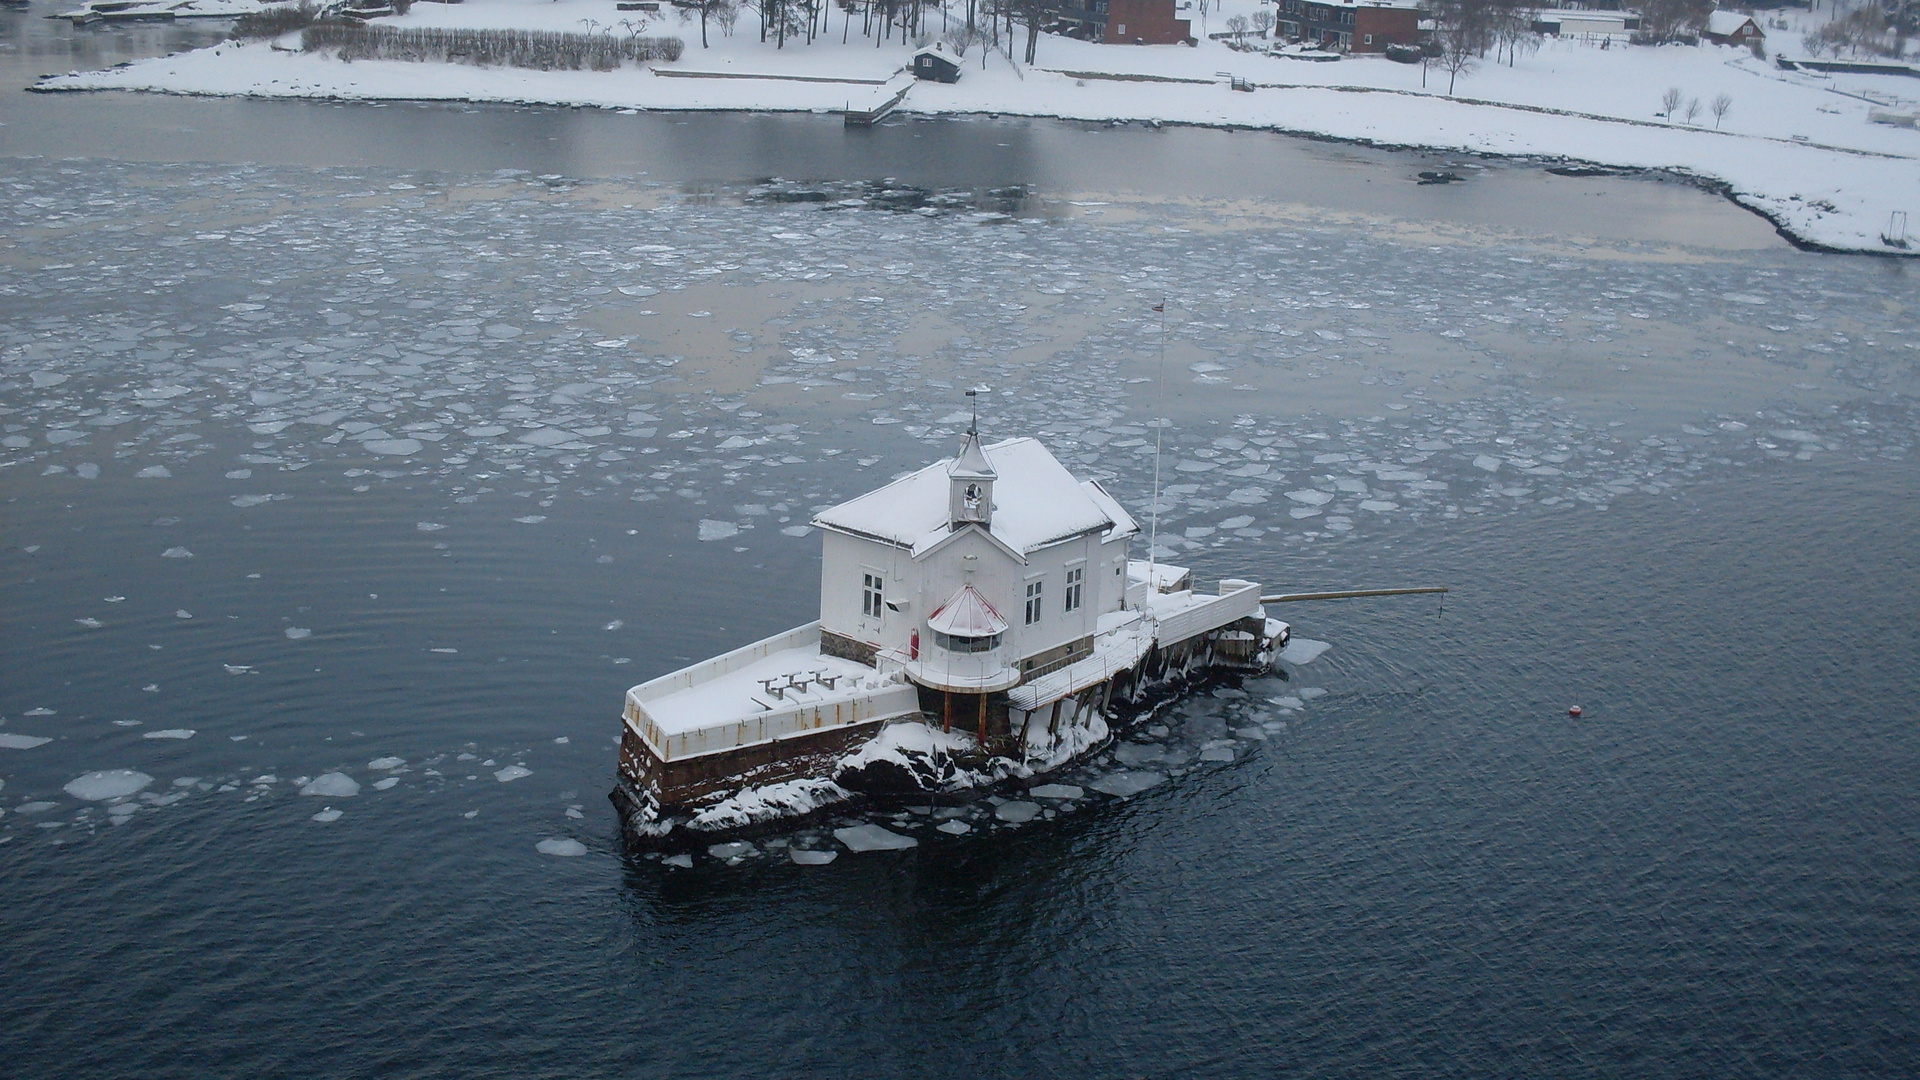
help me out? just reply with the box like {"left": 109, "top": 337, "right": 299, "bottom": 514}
{"left": 820, "top": 628, "right": 878, "bottom": 667}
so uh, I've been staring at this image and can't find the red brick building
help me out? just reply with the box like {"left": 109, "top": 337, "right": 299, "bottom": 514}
{"left": 1276, "top": 0, "right": 1421, "bottom": 52}
{"left": 1098, "top": 0, "right": 1193, "bottom": 44}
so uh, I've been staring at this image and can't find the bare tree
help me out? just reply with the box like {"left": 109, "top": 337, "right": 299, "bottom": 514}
{"left": 1637, "top": 0, "right": 1711, "bottom": 42}
{"left": 997, "top": 0, "right": 1048, "bottom": 63}
{"left": 1493, "top": 6, "right": 1537, "bottom": 65}
{"left": 1808, "top": 5, "right": 1899, "bottom": 57}
{"left": 1252, "top": 9, "right": 1273, "bottom": 37}
{"left": 1438, "top": 24, "right": 1476, "bottom": 93}
{"left": 1430, "top": 0, "right": 1509, "bottom": 58}
{"left": 1711, "top": 92, "right": 1731, "bottom": 127}
{"left": 1660, "top": 85, "right": 1683, "bottom": 119}
{"left": 1226, "top": 13, "right": 1249, "bottom": 45}
{"left": 675, "top": 0, "right": 732, "bottom": 48}
{"left": 1682, "top": 96, "right": 1701, "bottom": 124}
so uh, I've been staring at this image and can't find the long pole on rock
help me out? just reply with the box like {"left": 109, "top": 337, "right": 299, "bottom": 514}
{"left": 1260, "top": 586, "right": 1450, "bottom": 619}
{"left": 1260, "top": 587, "right": 1449, "bottom": 603}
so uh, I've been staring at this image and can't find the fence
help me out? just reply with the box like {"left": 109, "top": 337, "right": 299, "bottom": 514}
{"left": 301, "top": 24, "right": 684, "bottom": 70}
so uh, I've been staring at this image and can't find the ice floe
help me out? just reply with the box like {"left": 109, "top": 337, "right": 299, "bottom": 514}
{"left": 299, "top": 772, "right": 361, "bottom": 797}
{"left": 64, "top": 770, "right": 155, "bottom": 801}
{"left": 833, "top": 823, "right": 919, "bottom": 852}
{"left": 1277, "top": 639, "right": 1333, "bottom": 665}
{"left": 1087, "top": 771, "right": 1167, "bottom": 798}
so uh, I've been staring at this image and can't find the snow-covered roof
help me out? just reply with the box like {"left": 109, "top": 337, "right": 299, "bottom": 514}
{"left": 811, "top": 436, "right": 1135, "bottom": 558}
{"left": 926, "top": 585, "right": 1008, "bottom": 637}
{"left": 949, "top": 430, "right": 995, "bottom": 480}
{"left": 1532, "top": 9, "right": 1635, "bottom": 24}
{"left": 1706, "top": 9, "right": 1759, "bottom": 35}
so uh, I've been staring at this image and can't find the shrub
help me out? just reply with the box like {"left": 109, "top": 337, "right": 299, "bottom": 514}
{"left": 231, "top": 2, "right": 323, "bottom": 40}
{"left": 300, "top": 24, "right": 684, "bottom": 69}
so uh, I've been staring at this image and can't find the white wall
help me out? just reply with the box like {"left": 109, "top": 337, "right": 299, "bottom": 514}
{"left": 818, "top": 528, "right": 910, "bottom": 649}
{"left": 819, "top": 523, "right": 1132, "bottom": 666}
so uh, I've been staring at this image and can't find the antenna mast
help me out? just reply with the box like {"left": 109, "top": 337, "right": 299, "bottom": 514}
{"left": 1147, "top": 297, "right": 1167, "bottom": 591}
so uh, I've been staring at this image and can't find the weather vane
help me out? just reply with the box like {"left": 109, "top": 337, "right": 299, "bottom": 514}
{"left": 964, "top": 385, "right": 991, "bottom": 434}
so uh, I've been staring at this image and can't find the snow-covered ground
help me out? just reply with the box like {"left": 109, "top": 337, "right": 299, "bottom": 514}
{"left": 33, "top": 0, "right": 1920, "bottom": 252}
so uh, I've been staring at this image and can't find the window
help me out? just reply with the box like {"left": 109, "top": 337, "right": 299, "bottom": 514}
{"left": 1115, "top": 22, "right": 1126, "bottom": 35}
{"left": 1362, "top": 33, "right": 1372, "bottom": 43}
{"left": 862, "top": 573, "right": 884, "bottom": 619}
{"left": 1025, "top": 580, "right": 1043, "bottom": 625}
{"left": 933, "top": 630, "right": 1001, "bottom": 654}
{"left": 1064, "top": 567, "right": 1084, "bottom": 613}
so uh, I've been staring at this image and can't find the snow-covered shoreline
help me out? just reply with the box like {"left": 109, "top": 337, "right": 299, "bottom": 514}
{"left": 31, "top": 0, "right": 1920, "bottom": 255}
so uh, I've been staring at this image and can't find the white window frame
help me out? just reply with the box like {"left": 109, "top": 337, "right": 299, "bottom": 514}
{"left": 1064, "top": 565, "right": 1085, "bottom": 613}
{"left": 861, "top": 571, "right": 884, "bottom": 622}
{"left": 1024, "top": 580, "right": 1043, "bottom": 626}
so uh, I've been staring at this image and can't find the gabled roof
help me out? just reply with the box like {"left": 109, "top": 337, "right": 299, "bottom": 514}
{"left": 1705, "top": 9, "right": 1759, "bottom": 34}
{"left": 926, "top": 585, "right": 1008, "bottom": 637}
{"left": 811, "top": 436, "right": 1136, "bottom": 558}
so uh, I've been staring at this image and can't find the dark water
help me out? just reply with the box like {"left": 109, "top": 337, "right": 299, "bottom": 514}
{"left": 4, "top": 6, "right": 1920, "bottom": 1078}
{"left": 5, "top": 460, "right": 1917, "bottom": 1078}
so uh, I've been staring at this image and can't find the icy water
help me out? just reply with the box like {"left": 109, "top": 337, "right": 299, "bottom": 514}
{"left": 5, "top": 8, "right": 1920, "bottom": 1078}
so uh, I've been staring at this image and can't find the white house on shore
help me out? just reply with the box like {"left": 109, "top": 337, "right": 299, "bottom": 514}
{"left": 810, "top": 430, "right": 1139, "bottom": 697}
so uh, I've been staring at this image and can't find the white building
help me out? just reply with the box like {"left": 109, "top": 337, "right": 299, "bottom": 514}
{"left": 810, "top": 430, "right": 1138, "bottom": 694}
{"left": 1528, "top": 8, "right": 1641, "bottom": 39}
{"left": 616, "top": 427, "right": 1278, "bottom": 824}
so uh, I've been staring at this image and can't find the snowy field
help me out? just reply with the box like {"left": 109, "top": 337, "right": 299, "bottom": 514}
{"left": 34, "top": 0, "right": 1920, "bottom": 254}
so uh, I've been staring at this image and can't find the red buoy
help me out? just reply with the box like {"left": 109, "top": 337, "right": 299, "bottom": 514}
{"left": 1568, "top": 705, "right": 1583, "bottom": 718}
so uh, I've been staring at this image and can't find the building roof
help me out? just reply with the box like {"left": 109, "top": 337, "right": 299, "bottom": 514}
{"left": 1532, "top": 8, "right": 1636, "bottom": 23}
{"left": 1706, "top": 9, "right": 1759, "bottom": 34}
{"left": 948, "top": 429, "right": 995, "bottom": 480}
{"left": 926, "top": 585, "right": 1008, "bottom": 637}
{"left": 811, "top": 436, "right": 1138, "bottom": 558}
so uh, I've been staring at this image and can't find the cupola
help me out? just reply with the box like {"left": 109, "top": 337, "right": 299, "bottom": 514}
{"left": 948, "top": 428, "right": 996, "bottom": 530}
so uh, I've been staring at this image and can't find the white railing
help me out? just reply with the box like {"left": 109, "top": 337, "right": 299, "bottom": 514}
{"left": 1149, "top": 581, "right": 1262, "bottom": 648}
{"left": 623, "top": 620, "right": 921, "bottom": 762}
{"left": 629, "top": 621, "right": 823, "bottom": 703}
{"left": 1007, "top": 628, "right": 1153, "bottom": 713}
{"left": 628, "top": 681, "right": 921, "bottom": 762}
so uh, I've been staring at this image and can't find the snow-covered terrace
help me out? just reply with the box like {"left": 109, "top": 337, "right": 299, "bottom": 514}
{"left": 624, "top": 621, "right": 921, "bottom": 761}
